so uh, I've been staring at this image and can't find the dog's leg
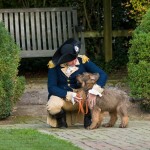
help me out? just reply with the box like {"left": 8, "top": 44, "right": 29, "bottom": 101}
{"left": 119, "top": 116, "right": 129, "bottom": 128}
{"left": 88, "top": 107, "right": 101, "bottom": 130}
{"left": 96, "top": 112, "right": 104, "bottom": 128}
{"left": 117, "top": 105, "right": 129, "bottom": 128}
{"left": 102, "top": 110, "right": 118, "bottom": 127}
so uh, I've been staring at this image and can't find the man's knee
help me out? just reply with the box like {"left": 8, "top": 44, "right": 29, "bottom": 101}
{"left": 47, "top": 95, "right": 79, "bottom": 115}
{"left": 46, "top": 96, "right": 64, "bottom": 115}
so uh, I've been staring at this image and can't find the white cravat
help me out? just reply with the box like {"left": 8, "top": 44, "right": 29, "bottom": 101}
{"left": 66, "top": 66, "right": 76, "bottom": 77}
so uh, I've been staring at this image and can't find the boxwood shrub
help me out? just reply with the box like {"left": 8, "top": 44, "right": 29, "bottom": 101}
{"left": 0, "top": 22, "right": 25, "bottom": 119}
{"left": 128, "top": 9, "right": 150, "bottom": 112}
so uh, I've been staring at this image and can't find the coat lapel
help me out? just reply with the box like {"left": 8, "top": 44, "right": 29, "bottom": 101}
{"left": 60, "top": 59, "right": 80, "bottom": 77}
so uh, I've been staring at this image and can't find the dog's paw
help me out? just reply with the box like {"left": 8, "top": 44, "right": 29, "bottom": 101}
{"left": 86, "top": 126, "right": 91, "bottom": 130}
{"left": 119, "top": 123, "right": 128, "bottom": 128}
{"left": 102, "top": 123, "right": 113, "bottom": 127}
{"left": 87, "top": 124, "right": 99, "bottom": 130}
{"left": 86, "top": 126, "right": 94, "bottom": 130}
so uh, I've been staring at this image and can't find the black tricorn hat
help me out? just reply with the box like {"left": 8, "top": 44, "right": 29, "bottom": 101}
{"left": 52, "top": 38, "right": 81, "bottom": 66}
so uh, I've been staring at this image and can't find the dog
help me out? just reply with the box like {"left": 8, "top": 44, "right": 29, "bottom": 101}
{"left": 76, "top": 72, "right": 129, "bottom": 129}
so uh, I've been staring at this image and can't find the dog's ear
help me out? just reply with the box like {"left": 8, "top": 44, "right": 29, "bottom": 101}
{"left": 76, "top": 74, "right": 82, "bottom": 83}
{"left": 89, "top": 73, "right": 99, "bottom": 82}
{"left": 76, "top": 74, "right": 86, "bottom": 87}
{"left": 81, "top": 81, "right": 85, "bottom": 87}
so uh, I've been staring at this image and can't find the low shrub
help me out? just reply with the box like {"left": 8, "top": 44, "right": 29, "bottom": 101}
{"left": 128, "top": 9, "right": 150, "bottom": 112}
{"left": 0, "top": 22, "right": 25, "bottom": 119}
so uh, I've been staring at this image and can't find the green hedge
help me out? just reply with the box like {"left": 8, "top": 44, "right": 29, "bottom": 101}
{"left": 0, "top": 22, "right": 25, "bottom": 119}
{"left": 128, "top": 9, "right": 150, "bottom": 112}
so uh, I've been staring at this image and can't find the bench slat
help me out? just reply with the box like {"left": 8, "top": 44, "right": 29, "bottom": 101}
{"left": 14, "top": 13, "right": 20, "bottom": 47}
{"left": 46, "top": 12, "right": 52, "bottom": 50}
{"left": 36, "top": 12, "right": 42, "bottom": 50}
{"left": 9, "top": 13, "right": 15, "bottom": 39}
{"left": 67, "top": 11, "right": 73, "bottom": 38}
{"left": 25, "top": 12, "right": 31, "bottom": 50}
{"left": 0, "top": 7, "right": 76, "bottom": 13}
{"left": 72, "top": 10, "right": 78, "bottom": 39}
{"left": 20, "top": 50, "right": 56, "bottom": 58}
{"left": 4, "top": 13, "right": 9, "bottom": 29}
{"left": 62, "top": 11, "right": 67, "bottom": 42}
{"left": 20, "top": 12, "right": 26, "bottom": 50}
{"left": 57, "top": 11, "right": 62, "bottom": 46}
{"left": 41, "top": 12, "right": 47, "bottom": 50}
{"left": 30, "top": 12, "right": 36, "bottom": 50}
{"left": 51, "top": 11, "right": 57, "bottom": 50}
{"left": 0, "top": 13, "right": 2, "bottom": 21}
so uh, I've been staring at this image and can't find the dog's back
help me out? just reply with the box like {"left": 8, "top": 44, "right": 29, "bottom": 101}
{"left": 96, "top": 88, "right": 129, "bottom": 112}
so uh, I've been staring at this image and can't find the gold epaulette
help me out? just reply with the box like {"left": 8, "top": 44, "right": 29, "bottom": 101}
{"left": 47, "top": 60, "right": 55, "bottom": 68}
{"left": 78, "top": 55, "right": 89, "bottom": 64}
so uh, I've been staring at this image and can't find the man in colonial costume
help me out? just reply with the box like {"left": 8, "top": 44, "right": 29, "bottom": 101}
{"left": 46, "top": 38, "right": 107, "bottom": 128}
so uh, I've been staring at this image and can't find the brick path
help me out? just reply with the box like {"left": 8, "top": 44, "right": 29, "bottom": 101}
{"left": 40, "top": 120, "right": 150, "bottom": 150}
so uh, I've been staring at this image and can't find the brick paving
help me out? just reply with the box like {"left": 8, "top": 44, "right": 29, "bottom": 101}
{"left": 39, "top": 120, "right": 150, "bottom": 150}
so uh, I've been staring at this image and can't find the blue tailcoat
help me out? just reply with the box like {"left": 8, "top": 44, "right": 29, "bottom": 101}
{"left": 48, "top": 55, "right": 107, "bottom": 99}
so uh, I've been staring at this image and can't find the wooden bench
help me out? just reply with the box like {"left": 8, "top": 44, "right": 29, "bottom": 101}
{"left": 0, "top": 7, "right": 85, "bottom": 58}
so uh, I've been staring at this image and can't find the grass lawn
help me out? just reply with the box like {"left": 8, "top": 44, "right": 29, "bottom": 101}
{"left": 0, "top": 129, "right": 81, "bottom": 150}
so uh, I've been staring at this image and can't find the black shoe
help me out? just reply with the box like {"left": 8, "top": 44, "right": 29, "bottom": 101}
{"left": 55, "top": 110, "right": 68, "bottom": 128}
{"left": 84, "top": 109, "right": 92, "bottom": 128}
{"left": 57, "top": 117, "right": 68, "bottom": 128}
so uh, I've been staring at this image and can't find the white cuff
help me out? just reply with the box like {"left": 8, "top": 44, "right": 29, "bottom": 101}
{"left": 66, "top": 92, "right": 76, "bottom": 105}
{"left": 89, "top": 89, "right": 102, "bottom": 97}
{"left": 88, "top": 84, "right": 104, "bottom": 97}
{"left": 92, "top": 84, "right": 104, "bottom": 93}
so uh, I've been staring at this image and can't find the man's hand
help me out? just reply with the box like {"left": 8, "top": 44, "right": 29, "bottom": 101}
{"left": 87, "top": 93, "right": 97, "bottom": 109}
{"left": 71, "top": 92, "right": 82, "bottom": 104}
{"left": 74, "top": 94, "right": 82, "bottom": 103}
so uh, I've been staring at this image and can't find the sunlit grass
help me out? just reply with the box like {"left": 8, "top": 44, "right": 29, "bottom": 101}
{"left": 0, "top": 129, "right": 81, "bottom": 150}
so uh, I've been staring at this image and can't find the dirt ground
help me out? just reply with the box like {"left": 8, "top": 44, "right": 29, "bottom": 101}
{"left": 0, "top": 76, "right": 150, "bottom": 125}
